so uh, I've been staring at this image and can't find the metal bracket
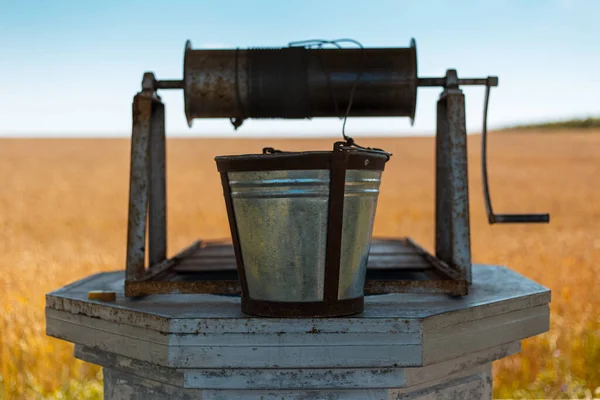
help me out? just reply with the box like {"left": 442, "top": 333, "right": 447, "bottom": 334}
{"left": 435, "top": 80, "right": 472, "bottom": 284}
{"left": 125, "top": 73, "right": 167, "bottom": 282}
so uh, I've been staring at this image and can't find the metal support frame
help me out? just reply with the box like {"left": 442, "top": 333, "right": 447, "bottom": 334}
{"left": 123, "top": 69, "right": 474, "bottom": 298}
{"left": 435, "top": 70, "right": 472, "bottom": 283}
{"left": 125, "top": 73, "right": 167, "bottom": 283}
{"left": 122, "top": 60, "right": 549, "bottom": 299}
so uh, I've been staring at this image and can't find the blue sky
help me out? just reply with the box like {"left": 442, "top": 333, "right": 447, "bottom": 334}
{"left": 0, "top": 0, "right": 598, "bottom": 137}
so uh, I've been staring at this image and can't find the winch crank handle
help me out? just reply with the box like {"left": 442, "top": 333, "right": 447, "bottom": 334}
{"left": 480, "top": 78, "right": 550, "bottom": 225}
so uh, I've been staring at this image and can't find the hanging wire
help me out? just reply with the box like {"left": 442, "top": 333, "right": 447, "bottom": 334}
{"left": 288, "top": 38, "right": 391, "bottom": 159}
{"left": 288, "top": 38, "right": 362, "bottom": 141}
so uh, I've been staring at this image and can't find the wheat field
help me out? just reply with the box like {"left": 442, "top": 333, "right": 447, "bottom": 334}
{"left": 0, "top": 131, "right": 599, "bottom": 399}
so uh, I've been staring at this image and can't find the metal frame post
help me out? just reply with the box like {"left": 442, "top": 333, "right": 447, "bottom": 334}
{"left": 149, "top": 100, "right": 167, "bottom": 266}
{"left": 126, "top": 73, "right": 167, "bottom": 281}
{"left": 435, "top": 70, "right": 472, "bottom": 284}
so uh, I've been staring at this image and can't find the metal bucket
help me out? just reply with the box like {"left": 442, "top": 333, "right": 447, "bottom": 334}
{"left": 216, "top": 142, "right": 389, "bottom": 317}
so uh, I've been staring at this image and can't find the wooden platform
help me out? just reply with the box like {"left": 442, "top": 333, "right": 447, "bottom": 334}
{"left": 124, "top": 238, "right": 468, "bottom": 297}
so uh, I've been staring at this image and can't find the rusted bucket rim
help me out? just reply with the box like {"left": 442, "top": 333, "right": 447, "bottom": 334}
{"left": 215, "top": 147, "right": 389, "bottom": 173}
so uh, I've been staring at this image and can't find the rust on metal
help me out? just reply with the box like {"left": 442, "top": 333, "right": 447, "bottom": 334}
{"left": 125, "top": 279, "right": 241, "bottom": 297}
{"left": 125, "top": 41, "right": 548, "bottom": 305}
{"left": 215, "top": 148, "right": 388, "bottom": 173}
{"left": 183, "top": 40, "right": 418, "bottom": 126}
{"left": 435, "top": 76, "right": 472, "bottom": 284}
{"left": 404, "top": 237, "right": 462, "bottom": 281}
{"left": 125, "top": 92, "right": 153, "bottom": 281}
{"left": 125, "top": 237, "right": 468, "bottom": 298}
{"left": 126, "top": 82, "right": 171, "bottom": 281}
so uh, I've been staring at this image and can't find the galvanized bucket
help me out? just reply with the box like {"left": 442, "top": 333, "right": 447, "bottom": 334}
{"left": 215, "top": 142, "right": 390, "bottom": 317}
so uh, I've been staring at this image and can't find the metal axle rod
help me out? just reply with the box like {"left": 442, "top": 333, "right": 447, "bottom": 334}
{"left": 155, "top": 80, "right": 184, "bottom": 89}
{"left": 148, "top": 77, "right": 499, "bottom": 91}
{"left": 149, "top": 76, "right": 500, "bottom": 94}
{"left": 418, "top": 76, "right": 499, "bottom": 88}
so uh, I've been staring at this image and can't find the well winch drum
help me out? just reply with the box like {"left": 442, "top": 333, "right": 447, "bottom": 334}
{"left": 215, "top": 142, "right": 390, "bottom": 317}
{"left": 183, "top": 40, "right": 418, "bottom": 126}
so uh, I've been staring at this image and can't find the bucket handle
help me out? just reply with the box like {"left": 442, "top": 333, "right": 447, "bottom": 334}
{"left": 262, "top": 140, "right": 392, "bottom": 160}
{"left": 262, "top": 147, "right": 284, "bottom": 154}
{"left": 337, "top": 138, "right": 392, "bottom": 160}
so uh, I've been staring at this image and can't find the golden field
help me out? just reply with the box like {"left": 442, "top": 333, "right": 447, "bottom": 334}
{"left": 0, "top": 131, "right": 599, "bottom": 399}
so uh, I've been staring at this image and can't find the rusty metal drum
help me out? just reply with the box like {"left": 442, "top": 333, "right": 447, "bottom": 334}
{"left": 184, "top": 40, "right": 418, "bottom": 126}
{"left": 215, "top": 144, "right": 389, "bottom": 317}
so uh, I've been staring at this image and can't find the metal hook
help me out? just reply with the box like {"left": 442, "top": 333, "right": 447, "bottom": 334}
{"left": 230, "top": 117, "right": 244, "bottom": 130}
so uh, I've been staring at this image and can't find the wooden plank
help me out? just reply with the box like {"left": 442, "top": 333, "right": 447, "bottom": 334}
{"left": 171, "top": 239, "right": 436, "bottom": 274}
{"left": 138, "top": 241, "right": 203, "bottom": 281}
{"left": 172, "top": 257, "right": 432, "bottom": 273}
{"left": 125, "top": 279, "right": 241, "bottom": 297}
{"left": 186, "top": 239, "right": 418, "bottom": 257}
